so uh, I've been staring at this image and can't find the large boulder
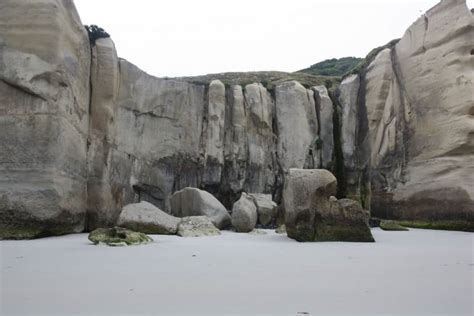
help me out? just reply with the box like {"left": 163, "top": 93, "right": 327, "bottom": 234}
{"left": 88, "top": 227, "right": 152, "bottom": 246}
{"left": 284, "top": 169, "right": 373, "bottom": 242}
{"left": 231, "top": 193, "right": 258, "bottom": 232}
{"left": 284, "top": 169, "right": 337, "bottom": 241}
{"left": 170, "top": 187, "right": 231, "bottom": 229}
{"left": 116, "top": 201, "right": 180, "bottom": 235}
{"left": 177, "top": 216, "right": 221, "bottom": 237}
{"left": 320, "top": 198, "right": 375, "bottom": 242}
{"left": 248, "top": 193, "right": 277, "bottom": 226}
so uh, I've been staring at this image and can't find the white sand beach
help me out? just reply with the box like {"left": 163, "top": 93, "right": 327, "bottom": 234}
{"left": 1, "top": 229, "right": 473, "bottom": 316}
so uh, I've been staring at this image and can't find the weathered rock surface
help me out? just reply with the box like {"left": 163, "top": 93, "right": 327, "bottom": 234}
{"left": 321, "top": 198, "right": 374, "bottom": 242}
{"left": 284, "top": 169, "right": 337, "bottom": 241}
{"left": 170, "top": 188, "right": 231, "bottom": 229}
{"left": 177, "top": 216, "right": 221, "bottom": 237}
{"left": 1, "top": 0, "right": 472, "bottom": 238}
{"left": 275, "top": 81, "right": 319, "bottom": 170}
{"left": 0, "top": 0, "right": 91, "bottom": 238}
{"left": 231, "top": 193, "right": 258, "bottom": 232}
{"left": 284, "top": 169, "right": 373, "bottom": 242}
{"left": 86, "top": 37, "right": 121, "bottom": 230}
{"left": 313, "top": 85, "right": 334, "bottom": 169}
{"left": 116, "top": 201, "right": 180, "bottom": 235}
{"left": 362, "top": 0, "right": 474, "bottom": 222}
{"left": 88, "top": 227, "right": 152, "bottom": 246}
{"left": 248, "top": 193, "right": 277, "bottom": 226}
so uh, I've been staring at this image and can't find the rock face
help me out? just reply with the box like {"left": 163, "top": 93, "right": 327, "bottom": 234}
{"left": 276, "top": 81, "right": 319, "bottom": 170}
{"left": 343, "top": 0, "right": 474, "bottom": 222}
{"left": 177, "top": 216, "right": 221, "bottom": 237}
{"left": 248, "top": 193, "right": 277, "bottom": 226}
{"left": 284, "top": 169, "right": 373, "bottom": 242}
{"left": 116, "top": 201, "right": 180, "bottom": 235}
{"left": 170, "top": 188, "right": 231, "bottom": 229}
{"left": 0, "top": 0, "right": 91, "bottom": 238}
{"left": 231, "top": 193, "right": 258, "bottom": 232}
{"left": 86, "top": 37, "right": 121, "bottom": 229}
{"left": 313, "top": 86, "right": 334, "bottom": 169}
{"left": 1, "top": 0, "right": 472, "bottom": 237}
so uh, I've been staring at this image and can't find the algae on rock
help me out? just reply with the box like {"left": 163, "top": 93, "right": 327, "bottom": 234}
{"left": 88, "top": 227, "right": 153, "bottom": 246}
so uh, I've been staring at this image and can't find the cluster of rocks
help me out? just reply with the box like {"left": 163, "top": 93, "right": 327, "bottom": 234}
{"left": 283, "top": 169, "right": 374, "bottom": 242}
{"left": 90, "top": 187, "right": 279, "bottom": 244}
{"left": 89, "top": 168, "right": 376, "bottom": 245}
{"left": 114, "top": 188, "right": 228, "bottom": 238}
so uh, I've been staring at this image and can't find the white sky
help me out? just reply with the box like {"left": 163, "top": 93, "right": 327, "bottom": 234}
{"left": 75, "top": 0, "right": 474, "bottom": 77}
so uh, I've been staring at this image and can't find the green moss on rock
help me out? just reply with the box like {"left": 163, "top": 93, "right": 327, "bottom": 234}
{"left": 380, "top": 220, "right": 409, "bottom": 231}
{"left": 88, "top": 227, "right": 153, "bottom": 246}
{"left": 0, "top": 227, "right": 45, "bottom": 240}
{"left": 396, "top": 220, "right": 474, "bottom": 232}
{"left": 0, "top": 226, "right": 79, "bottom": 240}
{"left": 174, "top": 71, "right": 340, "bottom": 90}
{"left": 314, "top": 224, "right": 375, "bottom": 242}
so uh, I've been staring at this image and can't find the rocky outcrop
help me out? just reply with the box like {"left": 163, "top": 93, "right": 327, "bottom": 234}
{"left": 231, "top": 193, "right": 258, "bottom": 232}
{"left": 283, "top": 169, "right": 337, "bottom": 241}
{"left": 313, "top": 86, "right": 334, "bottom": 169}
{"left": 177, "top": 216, "right": 221, "bottom": 237}
{"left": 86, "top": 37, "right": 120, "bottom": 229}
{"left": 284, "top": 169, "right": 373, "bottom": 242}
{"left": 346, "top": 0, "right": 474, "bottom": 222}
{"left": 0, "top": 0, "right": 91, "bottom": 238}
{"left": 276, "top": 81, "right": 319, "bottom": 170}
{"left": 117, "top": 201, "right": 180, "bottom": 235}
{"left": 170, "top": 188, "right": 231, "bottom": 229}
{"left": 248, "top": 193, "right": 277, "bottom": 226}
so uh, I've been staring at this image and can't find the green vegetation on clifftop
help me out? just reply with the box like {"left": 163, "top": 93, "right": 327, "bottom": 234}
{"left": 174, "top": 71, "right": 340, "bottom": 90}
{"left": 396, "top": 220, "right": 474, "bottom": 232}
{"left": 298, "top": 57, "right": 363, "bottom": 77}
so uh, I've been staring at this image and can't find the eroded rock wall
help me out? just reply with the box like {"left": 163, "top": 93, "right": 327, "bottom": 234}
{"left": 351, "top": 0, "right": 474, "bottom": 221}
{"left": 0, "top": 0, "right": 91, "bottom": 238}
{"left": 86, "top": 55, "right": 336, "bottom": 227}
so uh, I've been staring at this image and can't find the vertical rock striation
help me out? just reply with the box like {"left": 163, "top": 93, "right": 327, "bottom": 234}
{"left": 1, "top": 0, "right": 472, "bottom": 237}
{"left": 0, "top": 0, "right": 91, "bottom": 238}
{"left": 354, "top": 0, "right": 474, "bottom": 222}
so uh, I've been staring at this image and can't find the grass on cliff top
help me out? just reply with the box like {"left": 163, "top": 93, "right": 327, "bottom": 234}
{"left": 343, "top": 38, "right": 400, "bottom": 78}
{"left": 172, "top": 71, "right": 341, "bottom": 90}
{"left": 297, "top": 57, "right": 363, "bottom": 77}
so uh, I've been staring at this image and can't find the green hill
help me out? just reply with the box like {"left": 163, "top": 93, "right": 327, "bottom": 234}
{"left": 298, "top": 57, "right": 363, "bottom": 77}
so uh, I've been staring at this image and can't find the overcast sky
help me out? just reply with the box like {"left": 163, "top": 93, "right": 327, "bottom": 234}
{"left": 75, "top": 0, "right": 473, "bottom": 77}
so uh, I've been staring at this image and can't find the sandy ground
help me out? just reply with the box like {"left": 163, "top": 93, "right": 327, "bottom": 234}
{"left": 1, "top": 228, "right": 472, "bottom": 316}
